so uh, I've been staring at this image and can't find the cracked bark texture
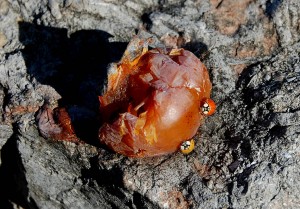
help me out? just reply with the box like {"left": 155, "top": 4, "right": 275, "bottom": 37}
{"left": 0, "top": 0, "right": 300, "bottom": 208}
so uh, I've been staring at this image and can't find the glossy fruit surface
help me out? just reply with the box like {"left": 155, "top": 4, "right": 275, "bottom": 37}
{"left": 98, "top": 36, "right": 214, "bottom": 157}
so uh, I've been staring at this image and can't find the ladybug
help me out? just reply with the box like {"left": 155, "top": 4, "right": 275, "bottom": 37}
{"left": 201, "top": 98, "right": 216, "bottom": 116}
{"left": 180, "top": 139, "right": 195, "bottom": 154}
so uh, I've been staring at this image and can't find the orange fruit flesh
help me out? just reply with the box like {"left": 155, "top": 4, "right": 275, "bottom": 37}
{"left": 99, "top": 48, "right": 212, "bottom": 157}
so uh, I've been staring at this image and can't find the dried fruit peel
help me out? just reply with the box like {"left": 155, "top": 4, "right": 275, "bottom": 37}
{"left": 99, "top": 34, "right": 213, "bottom": 157}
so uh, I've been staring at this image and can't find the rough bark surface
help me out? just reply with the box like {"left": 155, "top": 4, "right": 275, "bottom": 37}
{"left": 0, "top": 0, "right": 300, "bottom": 208}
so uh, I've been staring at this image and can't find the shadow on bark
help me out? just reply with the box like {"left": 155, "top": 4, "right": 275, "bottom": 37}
{"left": 18, "top": 22, "right": 128, "bottom": 145}
{"left": 0, "top": 124, "right": 38, "bottom": 209}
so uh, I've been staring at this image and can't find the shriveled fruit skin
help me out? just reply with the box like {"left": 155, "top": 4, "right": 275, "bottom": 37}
{"left": 37, "top": 105, "right": 79, "bottom": 143}
{"left": 99, "top": 44, "right": 212, "bottom": 157}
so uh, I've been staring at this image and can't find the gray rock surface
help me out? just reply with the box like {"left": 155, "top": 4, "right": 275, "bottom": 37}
{"left": 0, "top": 0, "right": 300, "bottom": 208}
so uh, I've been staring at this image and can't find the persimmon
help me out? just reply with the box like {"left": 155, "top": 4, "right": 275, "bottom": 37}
{"left": 36, "top": 33, "right": 215, "bottom": 157}
{"left": 98, "top": 35, "right": 215, "bottom": 157}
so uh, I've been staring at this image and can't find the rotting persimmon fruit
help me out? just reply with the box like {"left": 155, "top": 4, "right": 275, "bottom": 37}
{"left": 98, "top": 33, "right": 216, "bottom": 157}
{"left": 35, "top": 32, "right": 216, "bottom": 158}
